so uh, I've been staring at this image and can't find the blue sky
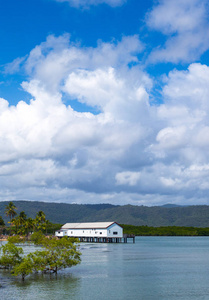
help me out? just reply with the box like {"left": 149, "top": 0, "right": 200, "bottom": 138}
{"left": 1, "top": 0, "right": 209, "bottom": 206}
{"left": 0, "top": 0, "right": 153, "bottom": 104}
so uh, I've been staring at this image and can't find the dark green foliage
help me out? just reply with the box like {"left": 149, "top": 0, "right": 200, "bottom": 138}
{"left": 0, "top": 215, "right": 5, "bottom": 226}
{"left": 5, "top": 202, "right": 17, "bottom": 223}
{"left": 1, "top": 201, "right": 209, "bottom": 227}
{"left": 44, "top": 223, "right": 63, "bottom": 234}
{"left": 122, "top": 224, "right": 209, "bottom": 236}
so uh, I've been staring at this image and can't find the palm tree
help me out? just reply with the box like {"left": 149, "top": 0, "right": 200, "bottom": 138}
{"left": 5, "top": 202, "right": 17, "bottom": 224}
{"left": 36, "top": 211, "right": 46, "bottom": 222}
{"left": 35, "top": 211, "right": 46, "bottom": 231}
{"left": 18, "top": 211, "right": 27, "bottom": 235}
{"left": 45, "top": 219, "right": 51, "bottom": 234}
{"left": 19, "top": 211, "right": 27, "bottom": 224}
{"left": 0, "top": 215, "right": 5, "bottom": 226}
{"left": 0, "top": 215, "right": 5, "bottom": 236}
{"left": 10, "top": 211, "right": 27, "bottom": 235}
{"left": 25, "top": 217, "right": 34, "bottom": 237}
{"left": 11, "top": 216, "right": 21, "bottom": 234}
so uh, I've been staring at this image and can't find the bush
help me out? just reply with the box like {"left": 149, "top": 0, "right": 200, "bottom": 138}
{"left": 7, "top": 235, "right": 26, "bottom": 244}
{"left": 0, "top": 236, "right": 81, "bottom": 280}
{"left": 30, "top": 231, "right": 45, "bottom": 245}
{"left": 0, "top": 242, "right": 23, "bottom": 269}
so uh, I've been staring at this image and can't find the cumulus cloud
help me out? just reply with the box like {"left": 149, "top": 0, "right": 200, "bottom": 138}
{"left": 146, "top": 0, "right": 209, "bottom": 63}
{"left": 63, "top": 67, "right": 150, "bottom": 121}
{"left": 151, "top": 63, "right": 209, "bottom": 178}
{"left": 0, "top": 34, "right": 153, "bottom": 204}
{"left": 2, "top": 32, "right": 209, "bottom": 206}
{"left": 115, "top": 171, "right": 141, "bottom": 186}
{"left": 55, "top": 0, "right": 126, "bottom": 8}
{"left": 17, "top": 34, "right": 144, "bottom": 94}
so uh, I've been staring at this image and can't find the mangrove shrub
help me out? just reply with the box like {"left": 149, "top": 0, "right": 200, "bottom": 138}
{"left": 0, "top": 236, "right": 81, "bottom": 281}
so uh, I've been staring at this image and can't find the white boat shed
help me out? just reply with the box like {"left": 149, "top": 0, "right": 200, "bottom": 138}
{"left": 55, "top": 222, "right": 124, "bottom": 243}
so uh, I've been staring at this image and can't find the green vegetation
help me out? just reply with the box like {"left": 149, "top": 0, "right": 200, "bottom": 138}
{"left": 2, "top": 201, "right": 209, "bottom": 237}
{"left": 2, "top": 203, "right": 60, "bottom": 236}
{"left": 122, "top": 224, "right": 209, "bottom": 236}
{"left": 2, "top": 200, "right": 209, "bottom": 227}
{"left": 7, "top": 235, "right": 26, "bottom": 244}
{"left": 10, "top": 209, "right": 48, "bottom": 236}
{"left": 0, "top": 215, "right": 5, "bottom": 226}
{"left": 0, "top": 201, "right": 63, "bottom": 235}
{"left": 0, "top": 242, "right": 23, "bottom": 269}
{"left": 0, "top": 203, "right": 81, "bottom": 281}
{"left": 5, "top": 202, "right": 17, "bottom": 223}
{"left": 30, "top": 231, "right": 47, "bottom": 245}
{"left": 0, "top": 235, "right": 81, "bottom": 281}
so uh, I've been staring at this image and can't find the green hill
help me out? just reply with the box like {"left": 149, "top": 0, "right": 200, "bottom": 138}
{"left": 1, "top": 201, "right": 209, "bottom": 227}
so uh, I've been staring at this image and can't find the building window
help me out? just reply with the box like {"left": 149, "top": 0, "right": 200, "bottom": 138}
{"left": 100, "top": 232, "right": 102, "bottom": 234}
{"left": 83, "top": 231, "right": 84, "bottom": 233}
{"left": 113, "top": 232, "right": 118, "bottom": 235}
{"left": 109, "top": 230, "right": 111, "bottom": 233}
{"left": 71, "top": 231, "right": 73, "bottom": 234}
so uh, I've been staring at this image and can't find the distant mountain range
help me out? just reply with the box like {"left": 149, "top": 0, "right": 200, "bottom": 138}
{"left": 1, "top": 200, "right": 209, "bottom": 227}
{"left": 161, "top": 204, "right": 184, "bottom": 208}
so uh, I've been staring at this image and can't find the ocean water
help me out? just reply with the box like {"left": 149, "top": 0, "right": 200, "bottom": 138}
{"left": 1, "top": 237, "right": 209, "bottom": 300}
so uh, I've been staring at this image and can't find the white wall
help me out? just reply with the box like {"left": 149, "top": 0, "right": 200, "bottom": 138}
{"left": 55, "top": 230, "right": 67, "bottom": 237}
{"left": 107, "top": 223, "right": 123, "bottom": 238}
{"left": 55, "top": 223, "right": 123, "bottom": 238}
{"left": 66, "top": 228, "right": 108, "bottom": 237}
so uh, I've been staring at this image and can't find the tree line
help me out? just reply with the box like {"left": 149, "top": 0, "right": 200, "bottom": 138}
{"left": 122, "top": 224, "right": 209, "bottom": 236}
{"left": 0, "top": 201, "right": 60, "bottom": 236}
{"left": 1, "top": 201, "right": 209, "bottom": 237}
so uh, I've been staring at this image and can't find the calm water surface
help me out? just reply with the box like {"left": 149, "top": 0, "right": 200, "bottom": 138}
{"left": 1, "top": 237, "right": 209, "bottom": 300}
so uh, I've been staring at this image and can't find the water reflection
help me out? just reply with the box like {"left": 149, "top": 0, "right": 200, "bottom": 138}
{"left": 0, "top": 270, "right": 81, "bottom": 300}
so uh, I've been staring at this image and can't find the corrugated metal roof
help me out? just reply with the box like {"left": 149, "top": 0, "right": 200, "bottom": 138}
{"left": 61, "top": 222, "right": 117, "bottom": 229}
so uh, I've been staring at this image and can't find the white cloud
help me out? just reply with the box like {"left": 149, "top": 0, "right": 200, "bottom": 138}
{"left": 4, "top": 56, "right": 27, "bottom": 74}
{"left": 147, "top": 0, "right": 206, "bottom": 34}
{"left": 63, "top": 67, "right": 150, "bottom": 121}
{"left": 151, "top": 64, "right": 209, "bottom": 161}
{"left": 156, "top": 126, "right": 187, "bottom": 150}
{"left": 146, "top": 0, "right": 209, "bottom": 63}
{"left": 0, "top": 34, "right": 153, "bottom": 203}
{"left": 163, "top": 63, "right": 209, "bottom": 109}
{"left": 115, "top": 171, "right": 141, "bottom": 186}
{"left": 18, "top": 34, "right": 143, "bottom": 94}
{"left": 2, "top": 33, "right": 209, "bottom": 206}
{"left": 160, "top": 177, "right": 180, "bottom": 187}
{"left": 55, "top": 0, "right": 126, "bottom": 8}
